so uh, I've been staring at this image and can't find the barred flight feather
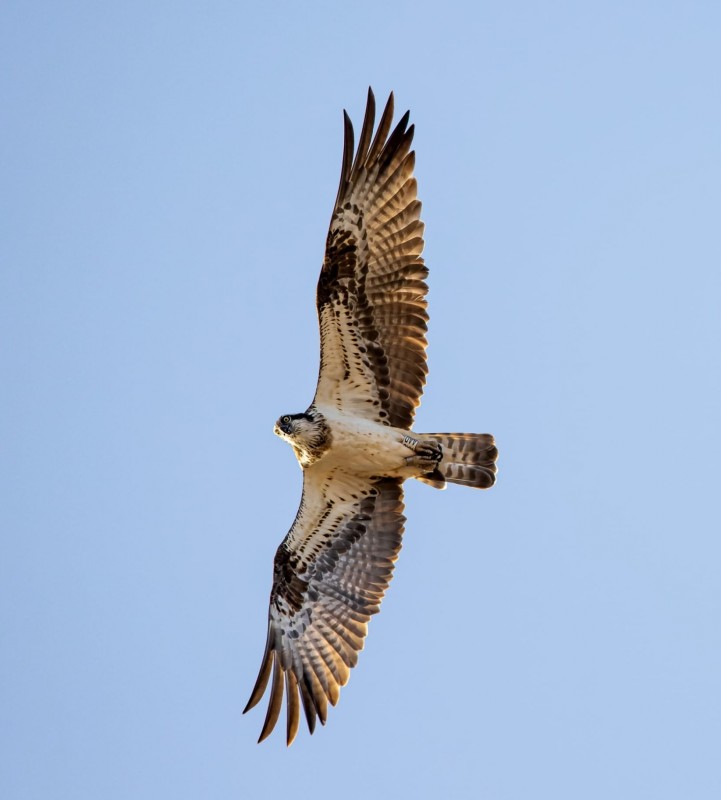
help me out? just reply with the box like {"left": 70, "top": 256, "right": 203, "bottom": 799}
{"left": 244, "top": 474, "right": 405, "bottom": 745}
{"left": 315, "top": 89, "right": 429, "bottom": 429}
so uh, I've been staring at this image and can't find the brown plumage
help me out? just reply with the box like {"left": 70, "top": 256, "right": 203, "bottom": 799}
{"left": 244, "top": 474, "right": 405, "bottom": 744}
{"left": 244, "top": 90, "right": 497, "bottom": 745}
{"left": 315, "top": 90, "right": 428, "bottom": 429}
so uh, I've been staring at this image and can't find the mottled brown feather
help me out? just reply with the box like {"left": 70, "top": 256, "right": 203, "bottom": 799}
{"left": 314, "top": 89, "right": 429, "bottom": 428}
{"left": 244, "top": 474, "right": 405, "bottom": 744}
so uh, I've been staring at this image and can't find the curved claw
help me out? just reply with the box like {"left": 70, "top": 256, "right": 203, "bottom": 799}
{"left": 404, "top": 438, "right": 443, "bottom": 471}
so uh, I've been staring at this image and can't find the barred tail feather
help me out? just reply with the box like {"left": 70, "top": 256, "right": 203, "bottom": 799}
{"left": 417, "top": 433, "right": 497, "bottom": 489}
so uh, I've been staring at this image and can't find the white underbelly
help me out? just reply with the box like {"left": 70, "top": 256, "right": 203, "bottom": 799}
{"left": 316, "top": 408, "right": 408, "bottom": 475}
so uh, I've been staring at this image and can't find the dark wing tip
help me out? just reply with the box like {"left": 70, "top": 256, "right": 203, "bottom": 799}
{"left": 285, "top": 670, "right": 301, "bottom": 746}
{"left": 298, "top": 675, "right": 318, "bottom": 736}
{"left": 257, "top": 655, "right": 284, "bottom": 743}
{"left": 334, "top": 110, "right": 355, "bottom": 208}
{"left": 336, "top": 89, "right": 402, "bottom": 206}
{"left": 348, "top": 88, "right": 377, "bottom": 185}
{"left": 367, "top": 91, "right": 395, "bottom": 164}
{"left": 243, "top": 633, "right": 273, "bottom": 714}
{"left": 379, "top": 110, "right": 413, "bottom": 170}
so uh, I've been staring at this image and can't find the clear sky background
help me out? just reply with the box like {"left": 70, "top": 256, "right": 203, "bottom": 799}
{"left": 2, "top": 2, "right": 720, "bottom": 798}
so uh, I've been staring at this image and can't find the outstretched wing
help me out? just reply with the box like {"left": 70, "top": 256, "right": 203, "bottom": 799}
{"left": 314, "top": 89, "right": 429, "bottom": 429}
{"left": 243, "top": 471, "right": 405, "bottom": 745}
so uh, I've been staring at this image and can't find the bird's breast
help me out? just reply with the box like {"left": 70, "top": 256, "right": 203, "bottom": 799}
{"left": 312, "top": 408, "right": 408, "bottom": 474}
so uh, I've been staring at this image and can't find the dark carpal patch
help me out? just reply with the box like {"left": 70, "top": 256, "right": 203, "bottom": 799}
{"left": 272, "top": 544, "right": 308, "bottom": 615}
{"left": 317, "top": 228, "right": 357, "bottom": 307}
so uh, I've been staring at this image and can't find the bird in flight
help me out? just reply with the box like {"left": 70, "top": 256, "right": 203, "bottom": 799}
{"left": 244, "top": 89, "right": 497, "bottom": 745}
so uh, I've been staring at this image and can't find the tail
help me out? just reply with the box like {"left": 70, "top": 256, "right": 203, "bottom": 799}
{"left": 416, "top": 433, "right": 497, "bottom": 490}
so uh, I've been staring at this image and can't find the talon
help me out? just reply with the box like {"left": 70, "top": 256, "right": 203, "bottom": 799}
{"left": 404, "top": 439, "right": 443, "bottom": 473}
{"left": 416, "top": 441, "right": 443, "bottom": 462}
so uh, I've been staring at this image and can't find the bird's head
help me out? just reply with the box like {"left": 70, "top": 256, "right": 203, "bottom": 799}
{"left": 273, "top": 409, "right": 330, "bottom": 467}
{"left": 273, "top": 411, "right": 320, "bottom": 442}
{"left": 274, "top": 413, "right": 304, "bottom": 442}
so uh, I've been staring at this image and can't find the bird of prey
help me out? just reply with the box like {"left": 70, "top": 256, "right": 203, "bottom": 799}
{"left": 244, "top": 89, "right": 497, "bottom": 745}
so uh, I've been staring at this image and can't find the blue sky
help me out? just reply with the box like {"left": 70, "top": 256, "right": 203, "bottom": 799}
{"left": 2, "top": 2, "right": 720, "bottom": 798}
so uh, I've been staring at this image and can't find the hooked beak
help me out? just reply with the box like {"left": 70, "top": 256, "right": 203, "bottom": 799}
{"left": 275, "top": 421, "right": 292, "bottom": 437}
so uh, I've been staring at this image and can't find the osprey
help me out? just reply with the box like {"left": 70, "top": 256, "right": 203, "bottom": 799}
{"left": 244, "top": 90, "right": 497, "bottom": 744}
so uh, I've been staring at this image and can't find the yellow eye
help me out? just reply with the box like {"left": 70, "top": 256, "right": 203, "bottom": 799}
{"left": 282, "top": 415, "right": 291, "bottom": 424}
